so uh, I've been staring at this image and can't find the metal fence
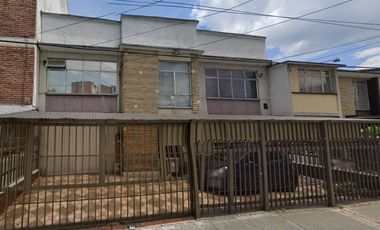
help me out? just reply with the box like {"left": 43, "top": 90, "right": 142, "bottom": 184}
{"left": 0, "top": 118, "right": 379, "bottom": 229}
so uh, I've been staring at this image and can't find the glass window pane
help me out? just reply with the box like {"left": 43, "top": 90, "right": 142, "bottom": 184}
{"left": 174, "top": 95, "right": 190, "bottom": 107}
{"left": 47, "top": 85, "right": 65, "bottom": 94}
{"left": 299, "top": 76, "right": 307, "bottom": 92}
{"left": 219, "top": 69, "right": 231, "bottom": 79}
{"left": 101, "top": 72, "right": 117, "bottom": 94}
{"left": 101, "top": 62, "right": 117, "bottom": 72}
{"left": 66, "top": 71, "right": 83, "bottom": 94}
{"left": 323, "top": 76, "right": 332, "bottom": 93}
{"left": 232, "top": 70, "right": 244, "bottom": 79}
{"left": 205, "top": 68, "right": 217, "bottom": 77}
{"left": 245, "top": 71, "right": 257, "bottom": 79}
{"left": 175, "top": 73, "right": 190, "bottom": 95}
{"left": 206, "top": 79, "right": 218, "bottom": 97}
{"left": 312, "top": 76, "right": 323, "bottom": 93}
{"left": 219, "top": 79, "right": 232, "bottom": 98}
{"left": 84, "top": 61, "right": 100, "bottom": 71}
{"left": 83, "top": 71, "right": 100, "bottom": 94}
{"left": 159, "top": 72, "right": 174, "bottom": 94}
{"left": 159, "top": 94, "right": 174, "bottom": 107}
{"left": 246, "top": 80, "right": 258, "bottom": 99}
{"left": 66, "top": 60, "right": 83, "bottom": 70}
{"left": 159, "top": 62, "right": 188, "bottom": 72}
{"left": 47, "top": 69, "right": 65, "bottom": 86}
{"left": 232, "top": 80, "right": 245, "bottom": 98}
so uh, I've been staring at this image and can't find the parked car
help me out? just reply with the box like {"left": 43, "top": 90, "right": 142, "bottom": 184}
{"left": 203, "top": 149, "right": 298, "bottom": 195}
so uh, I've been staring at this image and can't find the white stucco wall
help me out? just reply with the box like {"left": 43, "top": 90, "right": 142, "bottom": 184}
{"left": 268, "top": 64, "right": 293, "bottom": 116}
{"left": 39, "top": 0, "right": 69, "bottom": 14}
{"left": 121, "top": 15, "right": 198, "bottom": 49}
{"left": 196, "top": 31, "right": 266, "bottom": 59}
{"left": 40, "top": 13, "right": 120, "bottom": 47}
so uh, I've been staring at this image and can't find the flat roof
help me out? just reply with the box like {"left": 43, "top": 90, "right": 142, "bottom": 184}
{"left": 197, "top": 29, "right": 266, "bottom": 40}
{"left": 279, "top": 60, "right": 346, "bottom": 68}
{"left": 122, "top": 14, "right": 198, "bottom": 23}
{"left": 41, "top": 12, "right": 120, "bottom": 25}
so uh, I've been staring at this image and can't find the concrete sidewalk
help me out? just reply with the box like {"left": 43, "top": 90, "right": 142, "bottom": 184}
{"left": 140, "top": 202, "right": 380, "bottom": 230}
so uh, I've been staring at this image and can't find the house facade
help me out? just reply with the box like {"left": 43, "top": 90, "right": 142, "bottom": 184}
{"left": 269, "top": 61, "right": 343, "bottom": 117}
{"left": 0, "top": 0, "right": 68, "bottom": 114}
{"left": 37, "top": 13, "right": 272, "bottom": 116}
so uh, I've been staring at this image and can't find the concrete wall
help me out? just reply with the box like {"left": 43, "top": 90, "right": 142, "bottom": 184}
{"left": 40, "top": 13, "right": 120, "bottom": 47}
{"left": 292, "top": 93, "right": 340, "bottom": 117}
{"left": 196, "top": 31, "right": 266, "bottom": 59}
{"left": 121, "top": 15, "right": 198, "bottom": 49}
{"left": 268, "top": 64, "right": 293, "bottom": 116}
{"left": 37, "top": 49, "right": 120, "bottom": 112}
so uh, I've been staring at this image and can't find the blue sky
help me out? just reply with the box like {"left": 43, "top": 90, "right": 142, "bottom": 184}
{"left": 67, "top": 0, "right": 380, "bottom": 68}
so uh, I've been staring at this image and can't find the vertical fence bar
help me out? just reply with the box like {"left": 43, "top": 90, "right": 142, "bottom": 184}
{"left": 320, "top": 121, "right": 336, "bottom": 207}
{"left": 24, "top": 123, "right": 34, "bottom": 191}
{"left": 259, "top": 121, "right": 269, "bottom": 211}
{"left": 99, "top": 125, "right": 106, "bottom": 185}
{"left": 189, "top": 120, "right": 200, "bottom": 218}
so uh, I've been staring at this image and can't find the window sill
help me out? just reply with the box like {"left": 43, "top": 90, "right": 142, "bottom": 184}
{"left": 159, "top": 106, "right": 192, "bottom": 109}
{"left": 206, "top": 97, "right": 259, "bottom": 101}
{"left": 46, "top": 93, "right": 118, "bottom": 96}
{"left": 292, "top": 92, "right": 337, "bottom": 96}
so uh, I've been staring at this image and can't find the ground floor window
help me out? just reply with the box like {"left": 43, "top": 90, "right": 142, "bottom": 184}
{"left": 353, "top": 80, "right": 370, "bottom": 111}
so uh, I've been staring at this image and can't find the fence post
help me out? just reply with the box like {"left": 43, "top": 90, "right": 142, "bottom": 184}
{"left": 24, "top": 123, "right": 35, "bottom": 191}
{"left": 99, "top": 125, "right": 106, "bottom": 185}
{"left": 189, "top": 120, "right": 200, "bottom": 218}
{"left": 320, "top": 121, "right": 336, "bottom": 207}
{"left": 259, "top": 121, "right": 269, "bottom": 211}
{"left": 225, "top": 122, "right": 234, "bottom": 213}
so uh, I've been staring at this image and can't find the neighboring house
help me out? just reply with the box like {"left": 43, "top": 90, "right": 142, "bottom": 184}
{"left": 269, "top": 61, "right": 343, "bottom": 117}
{"left": 338, "top": 70, "right": 380, "bottom": 118}
{"left": 0, "top": 0, "right": 68, "bottom": 114}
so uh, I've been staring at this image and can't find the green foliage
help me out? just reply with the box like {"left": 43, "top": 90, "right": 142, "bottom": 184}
{"left": 360, "top": 125, "right": 380, "bottom": 138}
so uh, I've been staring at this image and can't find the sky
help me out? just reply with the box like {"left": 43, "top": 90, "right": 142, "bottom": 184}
{"left": 67, "top": 0, "right": 380, "bottom": 69}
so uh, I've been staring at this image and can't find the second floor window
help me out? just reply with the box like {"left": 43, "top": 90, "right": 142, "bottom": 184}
{"left": 353, "top": 80, "right": 370, "bottom": 111}
{"left": 298, "top": 69, "right": 334, "bottom": 94}
{"left": 159, "top": 61, "right": 191, "bottom": 108}
{"left": 205, "top": 68, "right": 258, "bottom": 99}
{"left": 47, "top": 60, "right": 118, "bottom": 95}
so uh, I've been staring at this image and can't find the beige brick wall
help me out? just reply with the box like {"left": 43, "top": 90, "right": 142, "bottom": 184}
{"left": 191, "top": 57, "right": 200, "bottom": 113}
{"left": 339, "top": 78, "right": 356, "bottom": 117}
{"left": 122, "top": 53, "right": 159, "bottom": 113}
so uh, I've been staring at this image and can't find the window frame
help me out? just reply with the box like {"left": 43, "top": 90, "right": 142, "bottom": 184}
{"left": 298, "top": 68, "right": 335, "bottom": 94}
{"left": 205, "top": 67, "right": 259, "bottom": 100}
{"left": 158, "top": 61, "right": 192, "bottom": 109}
{"left": 353, "top": 79, "right": 370, "bottom": 111}
{"left": 46, "top": 59, "right": 119, "bottom": 96}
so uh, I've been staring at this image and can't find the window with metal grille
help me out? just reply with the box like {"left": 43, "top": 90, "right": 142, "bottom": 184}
{"left": 298, "top": 69, "right": 334, "bottom": 94}
{"left": 159, "top": 61, "right": 191, "bottom": 108}
{"left": 353, "top": 80, "right": 370, "bottom": 111}
{"left": 205, "top": 68, "right": 258, "bottom": 99}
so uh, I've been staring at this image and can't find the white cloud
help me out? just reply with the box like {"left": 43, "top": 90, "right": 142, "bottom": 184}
{"left": 192, "top": 0, "right": 380, "bottom": 60}
{"left": 354, "top": 47, "right": 380, "bottom": 59}
{"left": 359, "top": 55, "right": 380, "bottom": 68}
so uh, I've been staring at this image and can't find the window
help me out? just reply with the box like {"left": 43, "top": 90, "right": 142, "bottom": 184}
{"left": 47, "top": 60, "right": 118, "bottom": 95}
{"left": 298, "top": 69, "right": 334, "bottom": 94}
{"left": 353, "top": 80, "right": 370, "bottom": 111}
{"left": 205, "top": 68, "right": 258, "bottom": 99}
{"left": 159, "top": 61, "right": 191, "bottom": 108}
